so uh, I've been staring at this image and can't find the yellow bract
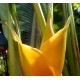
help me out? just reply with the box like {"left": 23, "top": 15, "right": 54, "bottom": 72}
{"left": 40, "top": 27, "right": 68, "bottom": 75}
{"left": 6, "top": 22, "right": 55, "bottom": 76}
{"left": 6, "top": 15, "right": 72, "bottom": 76}
{"left": 40, "top": 11, "right": 54, "bottom": 46}
{"left": 18, "top": 43, "right": 55, "bottom": 76}
{"left": 40, "top": 15, "right": 71, "bottom": 75}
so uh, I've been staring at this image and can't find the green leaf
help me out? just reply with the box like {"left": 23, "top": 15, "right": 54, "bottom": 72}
{"left": 0, "top": 4, "right": 8, "bottom": 39}
{"left": 9, "top": 3, "right": 21, "bottom": 39}
{"left": 0, "top": 3, "right": 22, "bottom": 75}
{"left": 62, "top": 3, "right": 80, "bottom": 76}
{"left": 16, "top": 3, "right": 34, "bottom": 45}
{"left": 33, "top": 3, "right": 46, "bottom": 35}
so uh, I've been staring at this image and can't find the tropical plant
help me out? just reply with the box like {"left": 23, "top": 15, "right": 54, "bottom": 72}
{"left": 0, "top": 3, "right": 80, "bottom": 76}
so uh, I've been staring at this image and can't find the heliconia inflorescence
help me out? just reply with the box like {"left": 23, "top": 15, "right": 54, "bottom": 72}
{"left": 5, "top": 11, "right": 72, "bottom": 75}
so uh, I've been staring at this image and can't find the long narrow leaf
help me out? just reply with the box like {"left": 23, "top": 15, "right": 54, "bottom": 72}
{"left": 0, "top": 3, "right": 22, "bottom": 75}
{"left": 33, "top": 3, "right": 46, "bottom": 35}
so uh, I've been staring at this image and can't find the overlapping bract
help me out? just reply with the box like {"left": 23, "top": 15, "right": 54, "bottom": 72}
{"left": 6, "top": 14, "right": 71, "bottom": 76}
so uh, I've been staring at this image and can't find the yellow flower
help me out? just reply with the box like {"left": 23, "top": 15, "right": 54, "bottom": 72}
{"left": 5, "top": 14, "right": 71, "bottom": 76}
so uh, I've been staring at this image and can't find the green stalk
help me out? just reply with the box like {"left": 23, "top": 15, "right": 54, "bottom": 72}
{"left": 6, "top": 4, "right": 22, "bottom": 75}
{"left": 46, "top": 3, "right": 54, "bottom": 34}
{"left": 40, "top": 3, "right": 47, "bottom": 21}
{"left": 62, "top": 61, "right": 69, "bottom": 76}
{"left": 30, "top": 13, "right": 36, "bottom": 47}
{"left": 0, "top": 3, "right": 22, "bottom": 75}
{"left": 48, "top": 3, "right": 53, "bottom": 28}
{"left": 68, "top": 3, "right": 80, "bottom": 76}
{"left": 9, "top": 3, "right": 21, "bottom": 39}
{"left": 62, "top": 4, "right": 75, "bottom": 75}
{"left": 33, "top": 3, "right": 46, "bottom": 35}
{"left": 62, "top": 3, "right": 75, "bottom": 76}
{"left": 66, "top": 30, "right": 76, "bottom": 75}
{"left": 63, "top": 3, "right": 80, "bottom": 75}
